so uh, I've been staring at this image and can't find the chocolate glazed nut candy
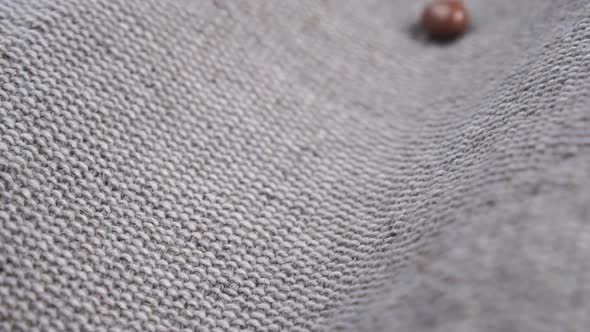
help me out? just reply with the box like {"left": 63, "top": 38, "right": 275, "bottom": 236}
{"left": 422, "top": 0, "right": 470, "bottom": 39}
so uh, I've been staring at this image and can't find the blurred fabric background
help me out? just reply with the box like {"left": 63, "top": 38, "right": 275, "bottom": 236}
{"left": 1, "top": 1, "right": 589, "bottom": 330}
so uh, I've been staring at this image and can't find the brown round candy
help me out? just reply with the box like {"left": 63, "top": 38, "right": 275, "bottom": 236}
{"left": 421, "top": 0, "right": 469, "bottom": 39}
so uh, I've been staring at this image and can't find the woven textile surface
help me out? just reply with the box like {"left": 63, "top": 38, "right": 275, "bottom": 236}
{"left": 1, "top": 0, "right": 590, "bottom": 331}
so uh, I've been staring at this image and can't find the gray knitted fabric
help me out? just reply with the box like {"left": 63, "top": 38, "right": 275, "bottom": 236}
{"left": 1, "top": 0, "right": 589, "bottom": 331}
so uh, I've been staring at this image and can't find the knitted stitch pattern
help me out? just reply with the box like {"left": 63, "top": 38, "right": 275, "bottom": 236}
{"left": 1, "top": 1, "right": 589, "bottom": 331}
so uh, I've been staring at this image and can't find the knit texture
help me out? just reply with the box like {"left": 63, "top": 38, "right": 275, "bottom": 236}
{"left": 1, "top": 0, "right": 589, "bottom": 331}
